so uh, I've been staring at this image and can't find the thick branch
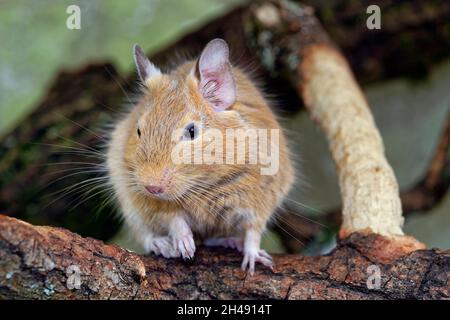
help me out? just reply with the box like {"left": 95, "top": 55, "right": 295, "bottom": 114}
{"left": 278, "top": 110, "right": 450, "bottom": 253}
{"left": 0, "top": 215, "right": 448, "bottom": 300}
{"left": 248, "top": 1, "right": 410, "bottom": 238}
{"left": 301, "top": 45, "right": 405, "bottom": 237}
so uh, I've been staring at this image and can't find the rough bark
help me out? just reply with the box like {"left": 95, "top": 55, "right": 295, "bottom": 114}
{"left": 0, "top": 215, "right": 448, "bottom": 300}
{"left": 0, "top": 216, "right": 450, "bottom": 299}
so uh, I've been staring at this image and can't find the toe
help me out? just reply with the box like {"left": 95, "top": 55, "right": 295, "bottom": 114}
{"left": 187, "top": 240, "right": 195, "bottom": 258}
{"left": 259, "top": 250, "right": 272, "bottom": 260}
{"left": 155, "top": 238, "right": 178, "bottom": 258}
{"left": 241, "top": 253, "right": 249, "bottom": 271}
{"left": 241, "top": 250, "right": 274, "bottom": 275}
{"left": 248, "top": 255, "right": 255, "bottom": 276}
{"left": 177, "top": 239, "right": 187, "bottom": 259}
{"left": 189, "top": 237, "right": 196, "bottom": 254}
{"left": 182, "top": 240, "right": 190, "bottom": 259}
{"left": 241, "top": 252, "right": 256, "bottom": 276}
{"left": 174, "top": 235, "right": 195, "bottom": 260}
{"left": 257, "top": 256, "right": 273, "bottom": 267}
{"left": 183, "top": 238, "right": 194, "bottom": 259}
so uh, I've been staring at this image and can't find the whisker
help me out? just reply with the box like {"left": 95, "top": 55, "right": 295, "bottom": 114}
{"left": 54, "top": 112, "right": 106, "bottom": 141}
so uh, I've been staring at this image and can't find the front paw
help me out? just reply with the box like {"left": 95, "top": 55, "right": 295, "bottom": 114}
{"left": 172, "top": 233, "right": 196, "bottom": 260}
{"left": 144, "top": 236, "right": 178, "bottom": 258}
{"left": 241, "top": 249, "right": 273, "bottom": 276}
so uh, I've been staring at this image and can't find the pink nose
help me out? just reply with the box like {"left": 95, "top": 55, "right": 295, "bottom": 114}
{"left": 145, "top": 185, "right": 165, "bottom": 195}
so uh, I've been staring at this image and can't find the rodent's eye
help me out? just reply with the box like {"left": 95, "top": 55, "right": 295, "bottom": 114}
{"left": 137, "top": 127, "right": 141, "bottom": 138}
{"left": 183, "top": 123, "right": 199, "bottom": 141}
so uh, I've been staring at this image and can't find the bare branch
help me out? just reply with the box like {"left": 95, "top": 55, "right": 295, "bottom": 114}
{"left": 0, "top": 215, "right": 448, "bottom": 299}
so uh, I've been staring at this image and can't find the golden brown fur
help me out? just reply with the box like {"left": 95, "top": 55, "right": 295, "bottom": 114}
{"left": 107, "top": 59, "right": 294, "bottom": 248}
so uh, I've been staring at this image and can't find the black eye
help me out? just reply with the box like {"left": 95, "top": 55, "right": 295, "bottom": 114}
{"left": 137, "top": 127, "right": 141, "bottom": 138}
{"left": 183, "top": 123, "right": 199, "bottom": 140}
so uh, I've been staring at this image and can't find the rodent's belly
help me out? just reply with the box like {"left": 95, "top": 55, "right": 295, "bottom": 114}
{"left": 185, "top": 205, "right": 245, "bottom": 239}
{"left": 129, "top": 190, "right": 245, "bottom": 238}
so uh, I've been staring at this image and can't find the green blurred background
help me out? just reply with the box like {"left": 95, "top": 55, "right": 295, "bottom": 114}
{"left": 0, "top": 0, "right": 245, "bottom": 136}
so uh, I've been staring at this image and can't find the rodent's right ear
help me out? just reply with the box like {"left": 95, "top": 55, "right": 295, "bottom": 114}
{"left": 133, "top": 44, "right": 161, "bottom": 84}
{"left": 195, "top": 39, "right": 236, "bottom": 112}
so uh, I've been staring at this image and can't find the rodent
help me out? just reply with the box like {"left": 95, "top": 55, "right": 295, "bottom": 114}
{"left": 107, "top": 39, "right": 294, "bottom": 275}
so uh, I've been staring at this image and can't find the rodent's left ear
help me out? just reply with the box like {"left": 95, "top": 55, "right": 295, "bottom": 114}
{"left": 133, "top": 44, "right": 161, "bottom": 84}
{"left": 196, "top": 39, "right": 236, "bottom": 111}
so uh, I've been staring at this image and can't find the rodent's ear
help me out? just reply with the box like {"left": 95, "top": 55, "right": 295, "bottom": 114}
{"left": 133, "top": 44, "right": 161, "bottom": 84}
{"left": 196, "top": 39, "right": 236, "bottom": 111}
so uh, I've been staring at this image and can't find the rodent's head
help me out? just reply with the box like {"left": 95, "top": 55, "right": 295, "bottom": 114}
{"left": 125, "top": 39, "right": 244, "bottom": 201}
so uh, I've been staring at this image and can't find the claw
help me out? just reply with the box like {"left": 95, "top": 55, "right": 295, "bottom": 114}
{"left": 144, "top": 236, "right": 178, "bottom": 258}
{"left": 173, "top": 233, "right": 196, "bottom": 260}
{"left": 169, "top": 216, "right": 196, "bottom": 260}
{"left": 241, "top": 249, "right": 274, "bottom": 276}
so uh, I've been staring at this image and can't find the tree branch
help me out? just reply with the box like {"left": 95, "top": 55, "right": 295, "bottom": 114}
{"left": 249, "top": 1, "right": 414, "bottom": 240}
{"left": 276, "top": 110, "right": 450, "bottom": 253}
{"left": 0, "top": 215, "right": 448, "bottom": 300}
